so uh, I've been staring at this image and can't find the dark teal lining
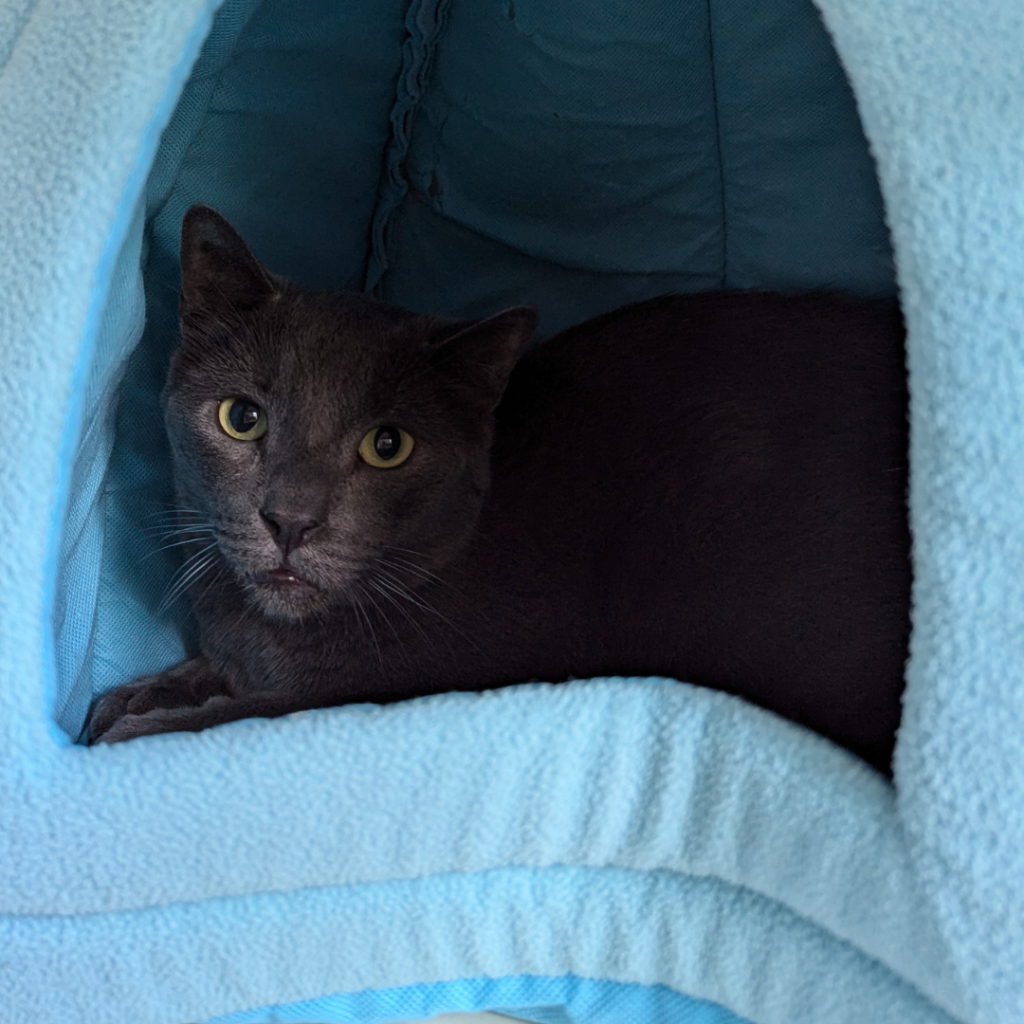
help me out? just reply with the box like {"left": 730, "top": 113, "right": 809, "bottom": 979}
{"left": 706, "top": 0, "right": 729, "bottom": 287}
{"left": 365, "top": 0, "right": 453, "bottom": 294}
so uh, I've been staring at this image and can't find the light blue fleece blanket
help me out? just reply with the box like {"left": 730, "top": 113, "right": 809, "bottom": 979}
{"left": 1, "top": 1, "right": 1022, "bottom": 1022}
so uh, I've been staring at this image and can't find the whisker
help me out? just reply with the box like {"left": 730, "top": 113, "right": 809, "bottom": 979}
{"left": 162, "top": 551, "right": 216, "bottom": 603}
{"left": 172, "top": 540, "right": 219, "bottom": 572}
{"left": 375, "top": 567, "right": 469, "bottom": 637}
{"left": 144, "top": 533, "right": 217, "bottom": 557}
{"left": 368, "top": 579, "right": 434, "bottom": 649}
{"left": 351, "top": 583, "right": 385, "bottom": 674}
{"left": 378, "top": 555, "right": 449, "bottom": 588}
{"left": 143, "top": 515, "right": 214, "bottom": 528}
{"left": 358, "top": 582, "right": 402, "bottom": 642}
{"left": 231, "top": 593, "right": 263, "bottom": 631}
{"left": 145, "top": 510, "right": 210, "bottom": 519}
{"left": 144, "top": 507, "right": 213, "bottom": 522}
{"left": 359, "top": 582, "right": 418, "bottom": 674}
{"left": 381, "top": 547, "right": 469, "bottom": 594}
{"left": 387, "top": 545, "right": 441, "bottom": 562}
{"left": 142, "top": 528, "right": 216, "bottom": 544}
{"left": 158, "top": 543, "right": 220, "bottom": 612}
{"left": 311, "top": 605, "right": 332, "bottom": 639}
{"left": 158, "top": 563, "right": 206, "bottom": 613}
{"left": 372, "top": 572, "right": 437, "bottom": 616}
{"left": 370, "top": 571, "right": 473, "bottom": 666}
{"left": 192, "top": 564, "right": 229, "bottom": 607}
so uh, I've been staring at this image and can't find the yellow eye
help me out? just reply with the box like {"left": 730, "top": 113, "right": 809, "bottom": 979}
{"left": 359, "top": 425, "right": 414, "bottom": 468}
{"left": 218, "top": 398, "right": 267, "bottom": 440}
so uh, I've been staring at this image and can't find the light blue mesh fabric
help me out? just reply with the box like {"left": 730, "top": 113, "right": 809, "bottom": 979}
{"left": 210, "top": 974, "right": 750, "bottom": 1024}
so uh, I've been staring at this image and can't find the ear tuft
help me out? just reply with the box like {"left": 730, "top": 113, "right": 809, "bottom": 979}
{"left": 179, "top": 205, "right": 276, "bottom": 317}
{"left": 429, "top": 306, "right": 538, "bottom": 411}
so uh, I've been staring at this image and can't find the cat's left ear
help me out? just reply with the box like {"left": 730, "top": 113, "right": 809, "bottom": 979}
{"left": 429, "top": 306, "right": 538, "bottom": 411}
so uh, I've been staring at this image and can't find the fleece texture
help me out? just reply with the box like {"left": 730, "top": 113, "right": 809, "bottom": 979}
{"left": 0, "top": 0, "right": 1021, "bottom": 1022}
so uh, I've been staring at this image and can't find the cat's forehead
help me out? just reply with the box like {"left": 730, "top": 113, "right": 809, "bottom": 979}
{"left": 174, "top": 287, "right": 444, "bottom": 429}
{"left": 250, "top": 290, "right": 430, "bottom": 414}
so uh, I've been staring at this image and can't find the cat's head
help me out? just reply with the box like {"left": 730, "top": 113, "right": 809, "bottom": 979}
{"left": 164, "top": 204, "right": 536, "bottom": 621}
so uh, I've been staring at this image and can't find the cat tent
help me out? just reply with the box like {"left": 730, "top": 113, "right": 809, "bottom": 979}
{"left": 1, "top": 0, "right": 1023, "bottom": 1021}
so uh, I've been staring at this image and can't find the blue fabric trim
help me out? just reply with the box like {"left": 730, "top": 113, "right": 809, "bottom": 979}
{"left": 209, "top": 974, "right": 751, "bottom": 1024}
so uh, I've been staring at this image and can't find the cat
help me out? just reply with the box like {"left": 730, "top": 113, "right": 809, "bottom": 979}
{"left": 84, "top": 204, "right": 910, "bottom": 773}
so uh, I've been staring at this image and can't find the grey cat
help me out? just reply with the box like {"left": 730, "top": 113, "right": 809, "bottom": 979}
{"left": 85, "top": 204, "right": 909, "bottom": 772}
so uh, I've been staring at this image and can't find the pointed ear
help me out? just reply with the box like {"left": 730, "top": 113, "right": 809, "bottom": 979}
{"left": 179, "top": 204, "right": 276, "bottom": 316}
{"left": 429, "top": 306, "right": 537, "bottom": 411}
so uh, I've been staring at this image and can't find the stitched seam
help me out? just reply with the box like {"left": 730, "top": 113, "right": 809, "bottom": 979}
{"left": 705, "top": 0, "right": 728, "bottom": 287}
{"left": 364, "top": 0, "right": 454, "bottom": 294}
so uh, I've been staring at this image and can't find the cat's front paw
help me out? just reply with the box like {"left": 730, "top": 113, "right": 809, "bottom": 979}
{"left": 83, "top": 657, "right": 227, "bottom": 744}
{"left": 84, "top": 679, "right": 156, "bottom": 744}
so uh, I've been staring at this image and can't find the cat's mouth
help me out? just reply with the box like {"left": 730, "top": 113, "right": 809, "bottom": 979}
{"left": 251, "top": 564, "right": 324, "bottom": 619}
{"left": 261, "top": 566, "right": 316, "bottom": 590}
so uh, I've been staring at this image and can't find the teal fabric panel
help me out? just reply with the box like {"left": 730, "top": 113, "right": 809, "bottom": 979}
{"left": 707, "top": 0, "right": 894, "bottom": 291}
{"left": 376, "top": 0, "right": 894, "bottom": 331}
{"left": 380, "top": 201, "right": 722, "bottom": 340}
{"left": 400, "top": 0, "right": 723, "bottom": 275}
{"left": 159, "top": 0, "right": 410, "bottom": 293}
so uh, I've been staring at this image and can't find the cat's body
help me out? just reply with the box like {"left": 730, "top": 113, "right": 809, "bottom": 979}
{"left": 86, "top": 206, "right": 910, "bottom": 772}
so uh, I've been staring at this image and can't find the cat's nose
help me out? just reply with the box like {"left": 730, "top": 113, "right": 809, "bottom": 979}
{"left": 260, "top": 509, "right": 320, "bottom": 558}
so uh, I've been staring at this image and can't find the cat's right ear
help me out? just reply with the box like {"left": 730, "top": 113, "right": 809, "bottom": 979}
{"left": 427, "top": 306, "right": 538, "bottom": 412}
{"left": 179, "top": 204, "right": 276, "bottom": 318}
